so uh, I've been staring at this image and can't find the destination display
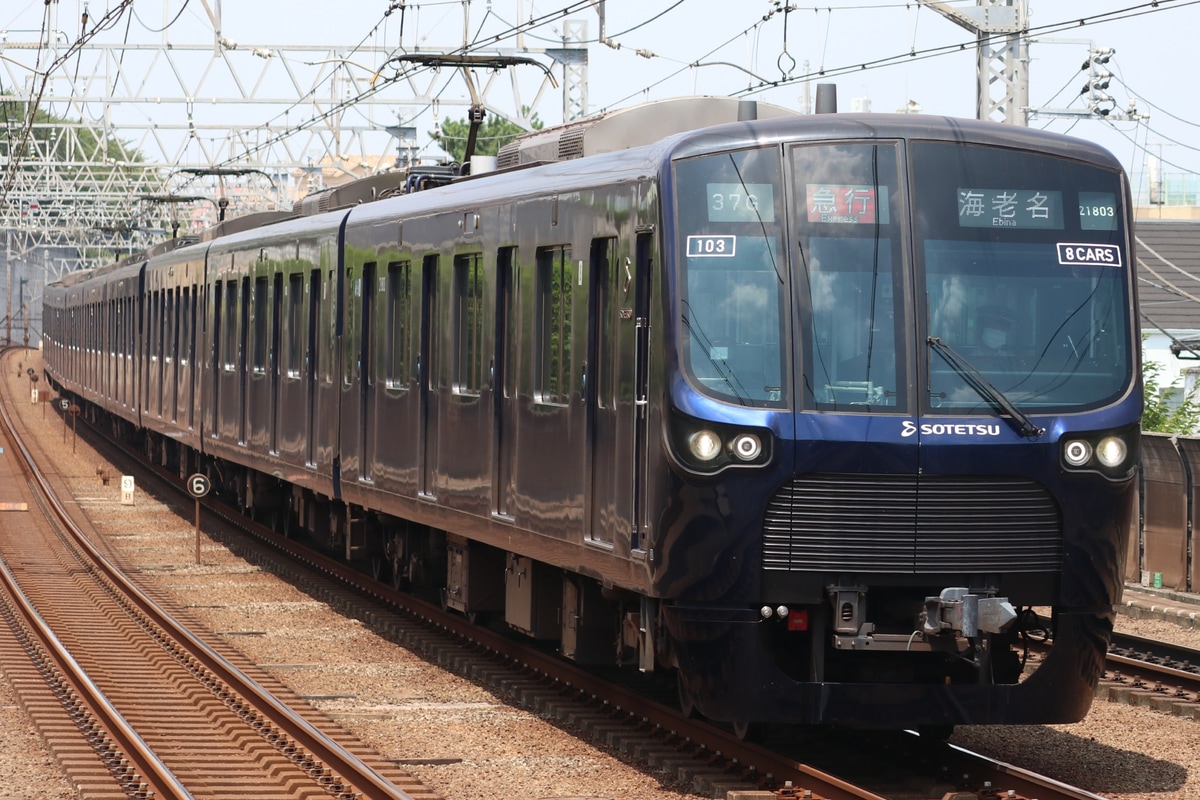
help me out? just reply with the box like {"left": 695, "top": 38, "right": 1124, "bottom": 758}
{"left": 1078, "top": 192, "right": 1119, "bottom": 231}
{"left": 806, "top": 184, "right": 889, "bottom": 225}
{"left": 707, "top": 183, "right": 774, "bottom": 222}
{"left": 957, "top": 188, "right": 1063, "bottom": 229}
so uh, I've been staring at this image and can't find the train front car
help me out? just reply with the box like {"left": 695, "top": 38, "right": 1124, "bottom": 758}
{"left": 659, "top": 116, "right": 1138, "bottom": 732}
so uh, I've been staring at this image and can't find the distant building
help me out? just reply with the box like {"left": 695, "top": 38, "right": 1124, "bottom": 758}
{"left": 1136, "top": 217, "right": 1200, "bottom": 427}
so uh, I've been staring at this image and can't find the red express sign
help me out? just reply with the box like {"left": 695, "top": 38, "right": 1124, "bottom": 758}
{"left": 806, "top": 184, "right": 887, "bottom": 225}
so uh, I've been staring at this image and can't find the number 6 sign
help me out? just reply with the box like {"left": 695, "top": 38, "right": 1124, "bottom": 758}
{"left": 187, "top": 473, "right": 211, "bottom": 498}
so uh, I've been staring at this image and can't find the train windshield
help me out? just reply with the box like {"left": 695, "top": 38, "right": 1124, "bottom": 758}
{"left": 674, "top": 139, "right": 1132, "bottom": 415}
{"left": 913, "top": 141, "right": 1132, "bottom": 414}
{"left": 674, "top": 148, "right": 788, "bottom": 407}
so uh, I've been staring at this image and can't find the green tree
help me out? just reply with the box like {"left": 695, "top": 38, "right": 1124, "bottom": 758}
{"left": 1143, "top": 357, "right": 1200, "bottom": 434}
{"left": 429, "top": 108, "right": 543, "bottom": 163}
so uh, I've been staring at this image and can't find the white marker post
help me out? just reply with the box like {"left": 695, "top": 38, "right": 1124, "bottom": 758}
{"left": 186, "top": 474, "right": 212, "bottom": 565}
{"left": 120, "top": 475, "right": 135, "bottom": 506}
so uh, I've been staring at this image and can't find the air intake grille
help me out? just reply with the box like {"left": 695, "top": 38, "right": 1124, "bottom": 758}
{"left": 762, "top": 474, "right": 1062, "bottom": 574}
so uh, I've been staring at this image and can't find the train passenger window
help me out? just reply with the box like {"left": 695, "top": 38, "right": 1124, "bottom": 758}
{"left": 792, "top": 142, "right": 905, "bottom": 413}
{"left": 453, "top": 254, "right": 486, "bottom": 396}
{"left": 674, "top": 146, "right": 786, "bottom": 407}
{"left": 384, "top": 262, "right": 412, "bottom": 389}
{"left": 536, "top": 245, "right": 573, "bottom": 405}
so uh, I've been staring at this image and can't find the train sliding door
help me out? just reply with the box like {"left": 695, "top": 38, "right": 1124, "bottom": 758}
{"left": 418, "top": 254, "right": 439, "bottom": 498}
{"left": 585, "top": 237, "right": 639, "bottom": 549}
{"left": 511, "top": 244, "right": 588, "bottom": 541}
{"left": 358, "top": 261, "right": 377, "bottom": 480}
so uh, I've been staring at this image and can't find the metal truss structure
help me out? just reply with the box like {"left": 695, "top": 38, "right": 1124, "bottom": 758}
{"left": 0, "top": 0, "right": 591, "bottom": 304}
{"left": 917, "top": 0, "right": 1029, "bottom": 126}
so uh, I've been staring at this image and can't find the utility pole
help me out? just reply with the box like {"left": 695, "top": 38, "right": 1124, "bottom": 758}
{"left": 917, "top": 0, "right": 1029, "bottom": 125}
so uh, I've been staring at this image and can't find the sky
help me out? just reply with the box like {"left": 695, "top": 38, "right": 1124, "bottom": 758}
{"left": 3, "top": 0, "right": 1199, "bottom": 206}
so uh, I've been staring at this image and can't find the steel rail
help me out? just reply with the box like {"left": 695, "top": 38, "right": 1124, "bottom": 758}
{"left": 0, "top": 386, "right": 194, "bottom": 799}
{"left": 0, "top": 361, "right": 418, "bottom": 800}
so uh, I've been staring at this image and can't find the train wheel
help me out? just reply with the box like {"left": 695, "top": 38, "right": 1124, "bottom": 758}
{"left": 676, "top": 673, "right": 700, "bottom": 719}
{"left": 732, "top": 719, "right": 768, "bottom": 744}
{"left": 369, "top": 556, "right": 387, "bottom": 582}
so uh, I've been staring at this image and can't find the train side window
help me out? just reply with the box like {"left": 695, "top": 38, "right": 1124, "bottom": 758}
{"left": 536, "top": 245, "right": 573, "bottom": 406}
{"left": 453, "top": 253, "right": 485, "bottom": 396}
{"left": 385, "top": 261, "right": 412, "bottom": 389}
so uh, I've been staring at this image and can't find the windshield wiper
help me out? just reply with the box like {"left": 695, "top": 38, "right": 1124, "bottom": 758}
{"left": 927, "top": 336, "right": 1045, "bottom": 439}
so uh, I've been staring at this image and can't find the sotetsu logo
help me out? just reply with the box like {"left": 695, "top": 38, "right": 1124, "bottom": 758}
{"left": 901, "top": 420, "right": 1003, "bottom": 438}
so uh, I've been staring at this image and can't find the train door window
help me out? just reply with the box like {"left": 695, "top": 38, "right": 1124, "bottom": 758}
{"left": 172, "top": 288, "right": 182, "bottom": 365}
{"left": 223, "top": 279, "right": 238, "bottom": 371}
{"left": 790, "top": 142, "right": 906, "bottom": 412}
{"left": 147, "top": 290, "right": 159, "bottom": 363}
{"left": 359, "top": 261, "right": 376, "bottom": 388}
{"left": 166, "top": 287, "right": 176, "bottom": 364}
{"left": 385, "top": 261, "right": 412, "bottom": 389}
{"left": 453, "top": 253, "right": 485, "bottom": 396}
{"left": 590, "top": 238, "right": 618, "bottom": 409}
{"left": 105, "top": 298, "right": 114, "bottom": 393}
{"left": 180, "top": 287, "right": 191, "bottom": 367}
{"left": 535, "top": 245, "right": 573, "bottom": 405}
{"left": 288, "top": 273, "right": 304, "bottom": 378}
{"left": 253, "top": 275, "right": 268, "bottom": 374}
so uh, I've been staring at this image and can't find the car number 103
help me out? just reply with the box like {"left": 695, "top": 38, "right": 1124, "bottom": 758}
{"left": 686, "top": 235, "right": 736, "bottom": 258}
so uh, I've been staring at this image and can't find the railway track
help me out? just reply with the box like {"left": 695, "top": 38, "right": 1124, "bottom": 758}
{"left": 0, "top": 361, "right": 437, "bottom": 799}
{"left": 1098, "top": 631, "right": 1200, "bottom": 713}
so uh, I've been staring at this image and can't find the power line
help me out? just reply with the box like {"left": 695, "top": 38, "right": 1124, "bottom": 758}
{"left": 723, "top": 0, "right": 1199, "bottom": 98}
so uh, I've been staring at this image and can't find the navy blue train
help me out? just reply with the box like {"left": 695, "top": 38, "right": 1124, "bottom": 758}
{"left": 43, "top": 96, "right": 1140, "bottom": 737}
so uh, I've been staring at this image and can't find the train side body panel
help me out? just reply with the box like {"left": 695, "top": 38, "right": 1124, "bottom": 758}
{"left": 201, "top": 212, "right": 347, "bottom": 498}
{"left": 338, "top": 152, "right": 666, "bottom": 592}
{"left": 142, "top": 246, "right": 206, "bottom": 451}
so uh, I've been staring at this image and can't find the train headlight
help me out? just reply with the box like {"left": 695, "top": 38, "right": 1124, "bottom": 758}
{"left": 688, "top": 430, "right": 722, "bottom": 462}
{"left": 1096, "top": 436, "right": 1128, "bottom": 468}
{"left": 731, "top": 433, "right": 762, "bottom": 461}
{"left": 1060, "top": 425, "right": 1137, "bottom": 478}
{"left": 669, "top": 410, "right": 772, "bottom": 474}
{"left": 1063, "top": 439, "right": 1092, "bottom": 467}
